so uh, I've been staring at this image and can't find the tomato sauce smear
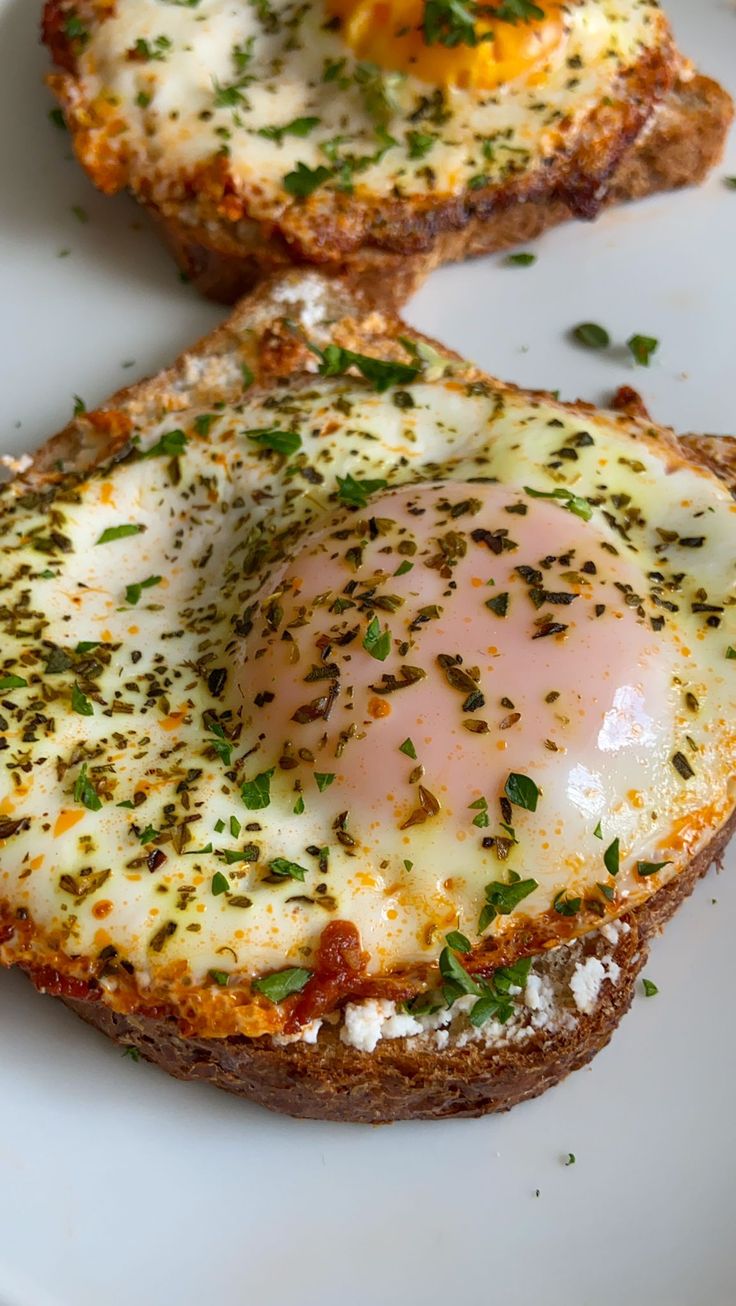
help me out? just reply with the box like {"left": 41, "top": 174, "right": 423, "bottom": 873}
{"left": 286, "top": 920, "right": 369, "bottom": 1033}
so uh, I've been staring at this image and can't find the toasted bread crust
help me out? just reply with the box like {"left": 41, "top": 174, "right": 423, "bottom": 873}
{"left": 61, "top": 806, "right": 736, "bottom": 1122}
{"left": 143, "top": 73, "right": 732, "bottom": 307}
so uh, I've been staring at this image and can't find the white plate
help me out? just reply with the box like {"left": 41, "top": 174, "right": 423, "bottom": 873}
{"left": 1, "top": 4, "right": 734, "bottom": 1304}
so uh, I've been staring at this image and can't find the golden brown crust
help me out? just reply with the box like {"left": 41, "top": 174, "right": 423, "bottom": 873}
{"left": 146, "top": 73, "right": 733, "bottom": 307}
{"left": 679, "top": 434, "right": 736, "bottom": 499}
{"left": 60, "top": 807, "right": 736, "bottom": 1122}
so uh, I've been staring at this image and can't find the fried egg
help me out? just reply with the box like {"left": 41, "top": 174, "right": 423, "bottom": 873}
{"left": 1, "top": 286, "right": 734, "bottom": 1036}
{"left": 48, "top": 0, "right": 676, "bottom": 254}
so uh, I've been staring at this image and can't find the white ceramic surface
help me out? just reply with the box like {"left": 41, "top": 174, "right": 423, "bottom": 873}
{"left": 1, "top": 3, "right": 734, "bottom": 1304}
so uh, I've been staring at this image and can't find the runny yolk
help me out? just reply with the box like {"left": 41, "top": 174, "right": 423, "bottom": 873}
{"left": 327, "top": 0, "right": 565, "bottom": 89}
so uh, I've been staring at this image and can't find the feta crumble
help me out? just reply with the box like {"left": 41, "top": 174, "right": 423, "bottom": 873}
{"left": 569, "top": 955, "right": 621, "bottom": 1015}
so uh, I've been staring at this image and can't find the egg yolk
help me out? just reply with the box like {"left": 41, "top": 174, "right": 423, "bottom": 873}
{"left": 327, "top": 0, "right": 566, "bottom": 89}
{"left": 239, "top": 481, "right": 670, "bottom": 841}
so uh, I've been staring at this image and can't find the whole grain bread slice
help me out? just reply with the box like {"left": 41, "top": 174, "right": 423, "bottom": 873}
{"left": 9, "top": 271, "right": 736, "bottom": 1123}
{"left": 147, "top": 72, "right": 732, "bottom": 308}
{"left": 63, "top": 806, "right": 735, "bottom": 1123}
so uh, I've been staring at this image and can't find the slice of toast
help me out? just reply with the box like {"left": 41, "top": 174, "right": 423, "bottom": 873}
{"left": 2, "top": 271, "right": 735, "bottom": 1122}
{"left": 43, "top": 0, "right": 733, "bottom": 309}
{"left": 150, "top": 72, "right": 735, "bottom": 308}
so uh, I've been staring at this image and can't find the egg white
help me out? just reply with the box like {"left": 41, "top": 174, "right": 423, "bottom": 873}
{"left": 0, "top": 357, "right": 734, "bottom": 1030}
{"left": 67, "top": 0, "right": 671, "bottom": 210}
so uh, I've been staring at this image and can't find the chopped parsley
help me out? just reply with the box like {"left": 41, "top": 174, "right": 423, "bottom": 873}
{"left": 73, "top": 763, "right": 102, "bottom": 811}
{"left": 124, "top": 575, "right": 162, "bottom": 606}
{"left": 469, "top": 796, "right": 489, "bottom": 828}
{"left": 241, "top": 768, "right": 274, "bottom": 810}
{"left": 523, "top": 485, "right": 592, "bottom": 521}
{"left": 506, "top": 252, "right": 537, "bottom": 266}
{"left": 133, "top": 34, "right": 173, "bottom": 62}
{"left": 627, "top": 334, "right": 659, "bottom": 367}
{"left": 246, "top": 427, "right": 302, "bottom": 456}
{"left": 142, "top": 429, "right": 187, "bottom": 458}
{"left": 283, "top": 162, "right": 332, "bottom": 198}
{"left": 479, "top": 872, "right": 538, "bottom": 932}
{"left": 439, "top": 941, "right": 483, "bottom": 1005}
{"left": 314, "top": 772, "right": 335, "bottom": 791}
{"left": 71, "top": 682, "right": 94, "bottom": 716}
{"left": 423, "top": 0, "right": 542, "bottom": 48}
{"left": 486, "top": 592, "right": 509, "bottom": 616}
{"left": 311, "top": 342, "right": 419, "bottom": 392}
{"left": 336, "top": 472, "right": 389, "bottom": 509}
{"left": 399, "top": 738, "right": 417, "bottom": 759}
{"left": 253, "top": 967, "right": 312, "bottom": 1003}
{"left": 363, "top": 615, "right": 392, "bottom": 661}
{"left": 604, "top": 837, "right": 620, "bottom": 877}
{"left": 212, "top": 871, "right": 230, "bottom": 895}
{"left": 469, "top": 956, "right": 533, "bottom": 1027}
{"left": 194, "top": 413, "right": 216, "bottom": 436}
{"left": 95, "top": 524, "right": 146, "bottom": 546}
{"left": 407, "top": 130, "right": 435, "bottom": 159}
{"left": 504, "top": 772, "right": 539, "bottom": 811}
{"left": 553, "top": 890, "right": 581, "bottom": 917}
{"left": 572, "top": 322, "right": 610, "bottom": 350}
{"left": 636, "top": 860, "right": 672, "bottom": 878}
{"left": 445, "top": 930, "right": 471, "bottom": 953}
{"left": 0, "top": 674, "right": 27, "bottom": 690}
{"left": 269, "top": 858, "right": 308, "bottom": 881}
{"left": 642, "top": 978, "right": 659, "bottom": 997}
{"left": 222, "top": 845, "right": 259, "bottom": 864}
{"left": 259, "top": 116, "right": 320, "bottom": 144}
{"left": 207, "top": 723, "right": 233, "bottom": 766}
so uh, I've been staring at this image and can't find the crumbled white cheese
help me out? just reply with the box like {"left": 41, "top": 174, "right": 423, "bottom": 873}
{"left": 281, "top": 932, "right": 625, "bottom": 1050}
{"left": 271, "top": 274, "right": 327, "bottom": 330}
{"left": 273, "top": 1018, "right": 323, "bottom": 1047}
{"left": 180, "top": 351, "right": 245, "bottom": 394}
{"left": 524, "top": 973, "right": 556, "bottom": 1030}
{"left": 381, "top": 1010, "right": 425, "bottom": 1041}
{"left": 340, "top": 998, "right": 396, "bottom": 1053}
{"left": 569, "top": 955, "right": 621, "bottom": 1015}
{"left": 524, "top": 973, "right": 544, "bottom": 1012}
{"left": 341, "top": 998, "right": 426, "bottom": 1051}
